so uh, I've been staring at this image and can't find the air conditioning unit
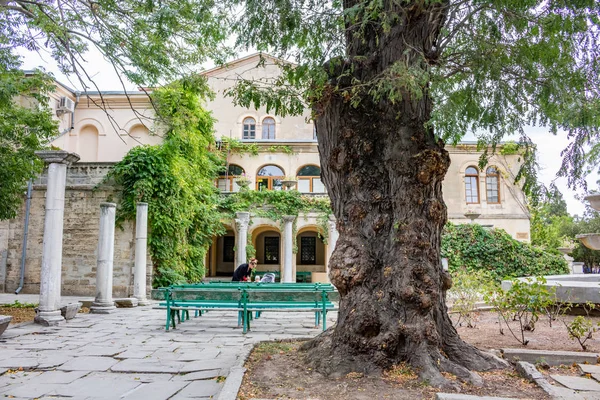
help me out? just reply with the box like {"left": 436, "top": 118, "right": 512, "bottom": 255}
{"left": 57, "top": 97, "right": 75, "bottom": 114}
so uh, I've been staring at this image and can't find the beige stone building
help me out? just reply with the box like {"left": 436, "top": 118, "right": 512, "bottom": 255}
{"left": 0, "top": 53, "right": 530, "bottom": 295}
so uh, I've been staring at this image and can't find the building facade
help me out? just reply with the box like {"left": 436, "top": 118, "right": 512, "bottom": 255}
{"left": 0, "top": 54, "right": 530, "bottom": 294}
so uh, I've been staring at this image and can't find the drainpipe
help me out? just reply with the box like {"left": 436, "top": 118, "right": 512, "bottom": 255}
{"left": 15, "top": 179, "right": 33, "bottom": 294}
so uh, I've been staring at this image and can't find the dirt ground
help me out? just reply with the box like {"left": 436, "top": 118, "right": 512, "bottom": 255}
{"left": 239, "top": 311, "right": 600, "bottom": 400}
{"left": 0, "top": 306, "right": 89, "bottom": 324}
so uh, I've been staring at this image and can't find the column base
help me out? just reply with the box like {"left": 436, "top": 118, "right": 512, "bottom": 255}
{"left": 135, "top": 298, "right": 151, "bottom": 306}
{"left": 90, "top": 301, "right": 116, "bottom": 314}
{"left": 34, "top": 310, "right": 65, "bottom": 326}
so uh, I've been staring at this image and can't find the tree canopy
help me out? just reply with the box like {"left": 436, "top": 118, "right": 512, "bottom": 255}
{"left": 0, "top": 0, "right": 230, "bottom": 220}
{"left": 228, "top": 0, "right": 600, "bottom": 185}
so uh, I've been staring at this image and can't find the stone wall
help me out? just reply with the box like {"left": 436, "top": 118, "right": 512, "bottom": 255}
{"left": 0, "top": 162, "right": 152, "bottom": 297}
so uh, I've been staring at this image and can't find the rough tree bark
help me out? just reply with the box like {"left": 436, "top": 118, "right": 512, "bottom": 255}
{"left": 303, "top": 0, "right": 507, "bottom": 387}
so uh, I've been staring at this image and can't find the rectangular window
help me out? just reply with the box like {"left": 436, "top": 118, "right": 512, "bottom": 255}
{"left": 465, "top": 176, "right": 479, "bottom": 203}
{"left": 300, "top": 237, "right": 316, "bottom": 264}
{"left": 297, "top": 179, "right": 310, "bottom": 192}
{"left": 487, "top": 177, "right": 499, "bottom": 203}
{"left": 223, "top": 236, "right": 235, "bottom": 262}
{"left": 264, "top": 237, "right": 280, "bottom": 264}
{"left": 243, "top": 124, "right": 255, "bottom": 139}
{"left": 262, "top": 124, "right": 275, "bottom": 139}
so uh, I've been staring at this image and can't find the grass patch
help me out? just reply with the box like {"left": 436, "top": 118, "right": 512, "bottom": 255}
{"left": 2, "top": 300, "right": 37, "bottom": 308}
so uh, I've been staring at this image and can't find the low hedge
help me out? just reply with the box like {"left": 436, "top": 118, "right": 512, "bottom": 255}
{"left": 441, "top": 222, "right": 569, "bottom": 282}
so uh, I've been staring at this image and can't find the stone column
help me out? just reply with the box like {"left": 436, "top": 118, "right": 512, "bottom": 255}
{"left": 90, "top": 203, "right": 117, "bottom": 314}
{"left": 235, "top": 212, "right": 250, "bottom": 267}
{"left": 34, "top": 150, "right": 79, "bottom": 326}
{"left": 282, "top": 215, "right": 295, "bottom": 283}
{"left": 326, "top": 215, "right": 339, "bottom": 275}
{"left": 133, "top": 202, "right": 149, "bottom": 305}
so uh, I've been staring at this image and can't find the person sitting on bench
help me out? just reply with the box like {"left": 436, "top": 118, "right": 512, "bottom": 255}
{"left": 232, "top": 258, "right": 257, "bottom": 281}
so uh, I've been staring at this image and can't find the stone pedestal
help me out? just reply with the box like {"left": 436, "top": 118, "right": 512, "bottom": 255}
{"left": 133, "top": 202, "right": 149, "bottom": 305}
{"left": 282, "top": 215, "right": 295, "bottom": 283}
{"left": 34, "top": 150, "right": 80, "bottom": 326}
{"left": 91, "top": 203, "right": 117, "bottom": 314}
{"left": 235, "top": 212, "right": 250, "bottom": 268}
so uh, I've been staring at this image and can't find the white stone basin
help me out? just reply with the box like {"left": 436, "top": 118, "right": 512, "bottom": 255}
{"left": 585, "top": 194, "right": 600, "bottom": 211}
{"left": 577, "top": 233, "right": 600, "bottom": 250}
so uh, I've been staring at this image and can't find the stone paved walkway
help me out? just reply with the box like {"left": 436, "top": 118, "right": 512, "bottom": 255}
{"left": 0, "top": 295, "right": 337, "bottom": 399}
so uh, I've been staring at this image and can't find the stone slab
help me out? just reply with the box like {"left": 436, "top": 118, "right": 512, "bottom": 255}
{"left": 26, "top": 370, "right": 88, "bottom": 384}
{"left": 110, "top": 359, "right": 183, "bottom": 373}
{"left": 175, "top": 380, "right": 222, "bottom": 398}
{"left": 552, "top": 375, "right": 600, "bottom": 391}
{"left": 0, "top": 383, "right": 63, "bottom": 398}
{"left": 121, "top": 381, "right": 188, "bottom": 399}
{"left": 49, "top": 375, "right": 140, "bottom": 398}
{"left": 436, "top": 395, "right": 523, "bottom": 400}
{"left": 580, "top": 364, "right": 600, "bottom": 375}
{"left": 57, "top": 356, "right": 119, "bottom": 371}
{"left": 502, "top": 348, "right": 599, "bottom": 366}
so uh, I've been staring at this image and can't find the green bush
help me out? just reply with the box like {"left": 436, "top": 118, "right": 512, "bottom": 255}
{"left": 441, "top": 222, "right": 569, "bottom": 283}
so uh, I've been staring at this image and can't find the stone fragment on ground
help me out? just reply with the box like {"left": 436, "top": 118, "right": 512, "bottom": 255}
{"left": 60, "top": 303, "right": 81, "bottom": 319}
{"left": 0, "top": 315, "right": 12, "bottom": 336}
{"left": 502, "top": 348, "right": 599, "bottom": 366}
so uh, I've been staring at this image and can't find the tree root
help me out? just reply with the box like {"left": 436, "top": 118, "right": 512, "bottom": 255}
{"left": 301, "top": 327, "right": 508, "bottom": 388}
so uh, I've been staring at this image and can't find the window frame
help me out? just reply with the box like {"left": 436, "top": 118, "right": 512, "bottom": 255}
{"left": 242, "top": 117, "right": 256, "bottom": 140}
{"left": 465, "top": 166, "right": 480, "bottom": 204}
{"left": 217, "top": 164, "right": 244, "bottom": 192}
{"left": 297, "top": 164, "right": 325, "bottom": 193}
{"left": 262, "top": 117, "right": 276, "bottom": 139}
{"left": 264, "top": 236, "right": 280, "bottom": 264}
{"left": 486, "top": 166, "right": 501, "bottom": 204}
{"left": 223, "top": 236, "right": 235, "bottom": 262}
{"left": 256, "top": 164, "right": 285, "bottom": 191}
{"left": 300, "top": 236, "right": 317, "bottom": 265}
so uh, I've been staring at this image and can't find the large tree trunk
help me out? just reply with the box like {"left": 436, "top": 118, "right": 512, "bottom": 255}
{"left": 304, "top": 0, "right": 507, "bottom": 387}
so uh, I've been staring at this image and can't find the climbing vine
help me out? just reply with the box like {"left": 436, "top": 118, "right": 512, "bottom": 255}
{"left": 107, "top": 75, "right": 225, "bottom": 287}
{"left": 219, "top": 190, "right": 332, "bottom": 250}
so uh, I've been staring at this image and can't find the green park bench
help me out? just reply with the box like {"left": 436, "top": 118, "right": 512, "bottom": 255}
{"left": 156, "top": 284, "right": 338, "bottom": 333}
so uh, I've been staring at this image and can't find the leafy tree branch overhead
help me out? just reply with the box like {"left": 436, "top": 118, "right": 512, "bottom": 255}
{"left": 0, "top": 0, "right": 231, "bottom": 220}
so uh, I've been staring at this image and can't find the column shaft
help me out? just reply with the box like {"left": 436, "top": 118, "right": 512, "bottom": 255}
{"left": 35, "top": 150, "right": 79, "bottom": 326}
{"left": 91, "top": 203, "right": 117, "bottom": 314}
{"left": 134, "top": 202, "right": 149, "bottom": 305}
{"left": 282, "top": 216, "right": 295, "bottom": 283}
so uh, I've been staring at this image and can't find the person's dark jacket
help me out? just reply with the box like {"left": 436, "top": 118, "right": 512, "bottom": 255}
{"left": 232, "top": 263, "right": 251, "bottom": 281}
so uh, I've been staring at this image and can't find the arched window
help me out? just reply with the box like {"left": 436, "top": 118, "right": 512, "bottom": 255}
{"left": 217, "top": 164, "right": 245, "bottom": 192}
{"left": 242, "top": 117, "right": 256, "bottom": 139}
{"left": 297, "top": 165, "right": 325, "bottom": 193}
{"left": 486, "top": 166, "right": 500, "bottom": 204}
{"left": 262, "top": 117, "right": 276, "bottom": 139}
{"left": 465, "top": 166, "right": 479, "bottom": 204}
{"left": 256, "top": 165, "right": 285, "bottom": 191}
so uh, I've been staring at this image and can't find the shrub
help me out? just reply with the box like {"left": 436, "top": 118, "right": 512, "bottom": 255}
{"left": 485, "top": 277, "right": 555, "bottom": 345}
{"left": 448, "top": 267, "right": 495, "bottom": 328}
{"left": 441, "top": 222, "right": 568, "bottom": 283}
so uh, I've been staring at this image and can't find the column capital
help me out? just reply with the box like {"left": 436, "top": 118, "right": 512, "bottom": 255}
{"left": 282, "top": 215, "right": 296, "bottom": 223}
{"left": 328, "top": 214, "right": 336, "bottom": 222}
{"left": 137, "top": 202, "right": 148, "bottom": 207}
{"left": 100, "top": 202, "right": 116, "bottom": 208}
{"left": 235, "top": 211, "right": 250, "bottom": 223}
{"left": 35, "top": 150, "right": 80, "bottom": 165}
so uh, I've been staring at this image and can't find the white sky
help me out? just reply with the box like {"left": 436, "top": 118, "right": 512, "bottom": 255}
{"left": 18, "top": 48, "right": 598, "bottom": 217}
